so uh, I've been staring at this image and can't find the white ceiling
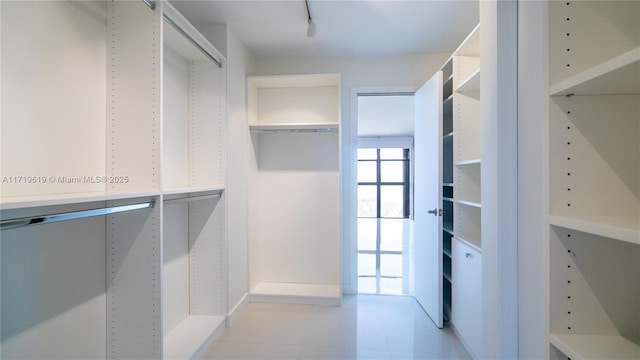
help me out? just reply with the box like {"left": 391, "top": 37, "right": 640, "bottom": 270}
{"left": 171, "top": 0, "right": 479, "bottom": 59}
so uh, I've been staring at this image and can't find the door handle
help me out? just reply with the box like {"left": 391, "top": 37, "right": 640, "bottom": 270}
{"left": 428, "top": 208, "right": 446, "bottom": 216}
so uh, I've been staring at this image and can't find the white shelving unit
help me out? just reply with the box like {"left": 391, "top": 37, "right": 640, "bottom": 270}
{"left": 247, "top": 74, "right": 342, "bottom": 305}
{"left": 0, "top": 1, "right": 228, "bottom": 359}
{"left": 449, "top": 24, "right": 484, "bottom": 359}
{"left": 546, "top": 1, "right": 640, "bottom": 359}
{"left": 161, "top": 3, "right": 227, "bottom": 359}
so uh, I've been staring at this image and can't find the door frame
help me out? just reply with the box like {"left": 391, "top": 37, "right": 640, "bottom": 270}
{"left": 346, "top": 86, "right": 416, "bottom": 295}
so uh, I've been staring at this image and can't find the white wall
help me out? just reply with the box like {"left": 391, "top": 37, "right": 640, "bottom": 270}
{"left": 480, "top": 0, "right": 519, "bottom": 358}
{"left": 358, "top": 95, "right": 415, "bottom": 137}
{"left": 197, "top": 24, "right": 256, "bottom": 321}
{"left": 518, "top": 1, "right": 549, "bottom": 358}
{"left": 254, "top": 53, "right": 448, "bottom": 293}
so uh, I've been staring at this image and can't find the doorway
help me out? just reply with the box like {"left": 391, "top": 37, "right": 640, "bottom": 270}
{"left": 356, "top": 93, "right": 414, "bottom": 295}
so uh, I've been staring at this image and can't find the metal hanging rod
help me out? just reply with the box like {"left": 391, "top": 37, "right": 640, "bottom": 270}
{"left": 163, "top": 192, "right": 222, "bottom": 204}
{"left": 142, "top": 0, "right": 156, "bottom": 11}
{"left": 357, "top": 92, "right": 415, "bottom": 97}
{"left": 250, "top": 128, "right": 338, "bottom": 134}
{"left": 163, "top": 14, "right": 222, "bottom": 68}
{"left": 140, "top": 0, "right": 221, "bottom": 68}
{"left": 1, "top": 199, "right": 156, "bottom": 231}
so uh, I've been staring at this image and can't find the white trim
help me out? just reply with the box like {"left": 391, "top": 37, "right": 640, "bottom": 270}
{"left": 480, "top": 0, "right": 519, "bottom": 358}
{"left": 347, "top": 88, "right": 359, "bottom": 294}
{"left": 517, "top": 1, "right": 549, "bottom": 358}
{"left": 349, "top": 86, "right": 418, "bottom": 295}
{"left": 358, "top": 136, "right": 414, "bottom": 149}
{"left": 226, "top": 292, "right": 249, "bottom": 327}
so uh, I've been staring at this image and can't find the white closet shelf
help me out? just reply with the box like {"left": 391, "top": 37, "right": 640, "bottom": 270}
{"left": 163, "top": 315, "right": 226, "bottom": 360}
{"left": 453, "top": 236, "right": 482, "bottom": 253}
{"left": 456, "top": 70, "right": 480, "bottom": 95}
{"left": 454, "top": 24, "right": 480, "bottom": 58}
{"left": 250, "top": 282, "right": 341, "bottom": 305}
{"left": 443, "top": 302, "right": 452, "bottom": 320}
{"left": 550, "top": 47, "right": 640, "bottom": 96}
{"left": 249, "top": 123, "right": 339, "bottom": 133}
{"left": 0, "top": 191, "right": 160, "bottom": 211}
{"left": 443, "top": 223, "right": 454, "bottom": 235}
{"left": 550, "top": 215, "right": 639, "bottom": 246}
{"left": 443, "top": 95, "right": 454, "bottom": 104}
{"left": 455, "top": 159, "right": 481, "bottom": 166}
{"left": 443, "top": 271, "right": 452, "bottom": 283}
{"left": 248, "top": 74, "right": 339, "bottom": 88}
{"left": 550, "top": 333, "right": 640, "bottom": 360}
{"left": 455, "top": 199, "right": 481, "bottom": 208}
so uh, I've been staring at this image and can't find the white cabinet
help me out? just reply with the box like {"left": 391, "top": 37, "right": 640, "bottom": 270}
{"left": 247, "top": 74, "right": 342, "bottom": 305}
{"left": 0, "top": 1, "right": 227, "bottom": 359}
{"left": 161, "top": 3, "right": 227, "bottom": 358}
{"left": 544, "top": 1, "right": 640, "bottom": 359}
{"left": 449, "top": 25, "right": 484, "bottom": 360}
{"left": 451, "top": 238, "right": 482, "bottom": 360}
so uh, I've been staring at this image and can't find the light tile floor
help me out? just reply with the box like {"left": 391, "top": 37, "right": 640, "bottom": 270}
{"left": 202, "top": 295, "right": 471, "bottom": 359}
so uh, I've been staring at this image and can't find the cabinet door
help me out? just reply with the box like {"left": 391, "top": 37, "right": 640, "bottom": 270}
{"left": 452, "top": 239, "right": 483, "bottom": 358}
{"left": 413, "top": 71, "right": 443, "bottom": 328}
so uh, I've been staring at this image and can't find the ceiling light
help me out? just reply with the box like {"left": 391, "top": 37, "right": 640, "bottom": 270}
{"left": 307, "top": 19, "right": 316, "bottom": 38}
{"left": 305, "top": 0, "right": 316, "bottom": 38}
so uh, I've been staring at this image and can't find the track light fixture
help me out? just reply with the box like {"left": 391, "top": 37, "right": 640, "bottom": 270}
{"left": 305, "top": 0, "right": 316, "bottom": 37}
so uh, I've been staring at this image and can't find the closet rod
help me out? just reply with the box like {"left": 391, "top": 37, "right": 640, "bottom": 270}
{"left": 142, "top": 0, "right": 156, "bottom": 10}
{"left": 250, "top": 128, "right": 338, "bottom": 134}
{"left": 163, "top": 13, "right": 222, "bottom": 68}
{"left": 164, "top": 192, "right": 222, "bottom": 204}
{"left": 0, "top": 199, "right": 156, "bottom": 231}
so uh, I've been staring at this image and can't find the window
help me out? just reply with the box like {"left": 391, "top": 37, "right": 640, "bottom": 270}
{"left": 357, "top": 148, "right": 410, "bottom": 219}
{"left": 357, "top": 148, "right": 410, "bottom": 295}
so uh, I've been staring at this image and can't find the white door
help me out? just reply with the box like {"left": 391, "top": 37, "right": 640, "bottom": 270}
{"left": 413, "top": 71, "right": 443, "bottom": 328}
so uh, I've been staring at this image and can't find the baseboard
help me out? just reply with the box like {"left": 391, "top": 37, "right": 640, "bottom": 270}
{"left": 449, "top": 320, "right": 480, "bottom": 360}
{"left": 226, "top": 292, "right": 249, "bottom": 327}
